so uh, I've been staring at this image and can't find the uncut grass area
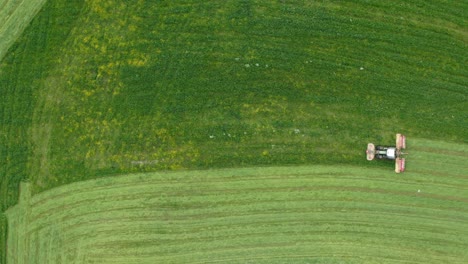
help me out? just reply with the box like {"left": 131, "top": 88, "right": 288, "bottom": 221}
{"left": 0, "top": 0, "right": 465, "bottom": 197}
{"left": 6, "top": 139, "right": 468, "bottom": 263}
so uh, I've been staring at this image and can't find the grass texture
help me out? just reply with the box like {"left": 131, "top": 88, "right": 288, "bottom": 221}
{"left": 5, "top": 139, "right": 468, "bottom": 263}
{"left": 0, "top": 0, "right": 466, "bottom": 262}
{"left": 0, "top": 0, "right": 47, "bottom": 61}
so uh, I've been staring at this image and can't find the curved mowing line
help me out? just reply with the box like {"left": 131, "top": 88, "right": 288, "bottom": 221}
{"left": 76, "top": 230, "right": 463, "bottom": 254}
{"left": 24, "top": 186, "right": 467, "bottom": 236}
{"left": 28, "top": 206, "right": 468, "bottom": 241}
{"left": 27, "top": 191, "right": 467, "bottom": 232}
{"left": 28, "top": 209, "right": 468, "bottom": 242}
{"left": 68, "top": 219, "right": 465, "bottom": 248}
{"left": 88, "top": 241, "right": 461, "bottom": 264}
{"left": 28, "top": 169, "right": 466, "bottom": 211}
{"left": 28, "top": 186, "right": 466, "bottom": 223}
{"left": 26, "top": 176, "right": 467, "bottom": 223}
{"left": 23, "top": 202, "right": 468, "bottom": 251}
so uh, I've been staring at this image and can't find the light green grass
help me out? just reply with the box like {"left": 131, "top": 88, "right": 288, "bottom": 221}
{"left": 0, "top": 0, "right": 47, "bottom": 62}
{"left": 6, "top": 139, "right": 468, "bottom": 263}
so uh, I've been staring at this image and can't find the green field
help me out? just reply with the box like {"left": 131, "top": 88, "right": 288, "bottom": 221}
{"left": 0, "top": 0, "right": 47, "bottom": 61}
{"left": 6, "top": 139, "right": 468, "bottom": 263}
{"left": 0, "top": 0, "right": 467, "bottom": 262}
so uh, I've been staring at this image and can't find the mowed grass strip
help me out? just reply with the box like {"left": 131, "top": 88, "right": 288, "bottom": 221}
{"left": 6, "top": 140, "right": 468, "bottom": 263}
{"left": 0, "top": 0, "right": 47, "bottom": 61}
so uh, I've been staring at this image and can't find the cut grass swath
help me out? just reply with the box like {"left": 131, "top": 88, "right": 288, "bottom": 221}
{"left": 0, "top": 0, "right": 47, "bottom": 62}
{"left": 5, "top": 139, "right": 468, "bottom": 263}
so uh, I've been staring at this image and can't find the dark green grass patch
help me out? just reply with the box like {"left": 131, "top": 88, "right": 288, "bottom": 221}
{"left": 0, "top": 0, "right": 85, "bottom": 210}
{"left": 35, "top": 0, "right": 465, "bottom": 185}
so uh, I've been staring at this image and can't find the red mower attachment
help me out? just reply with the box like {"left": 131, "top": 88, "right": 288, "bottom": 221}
{"left": 366, "top": 143, "right": 375, "bottom": 161}
{"left": 395, "top": 158, "right": 405, "bottom": 173}
{"left": 396, "top": 133, "right": 406, "bottom": 149}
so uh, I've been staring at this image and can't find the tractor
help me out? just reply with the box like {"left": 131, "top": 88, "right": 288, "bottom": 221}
{"left": 366, "top": 134, "right": 406, "bottom": 173}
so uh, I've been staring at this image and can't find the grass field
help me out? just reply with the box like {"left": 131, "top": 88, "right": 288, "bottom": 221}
{"left": 0, "top": 0, "right": 47, "bottom": 61}
{"left": 6, "top": 139, "right": 468, "bottom": 263}
{"left": 0, "top": 0, "right": 467, "bottom": 262}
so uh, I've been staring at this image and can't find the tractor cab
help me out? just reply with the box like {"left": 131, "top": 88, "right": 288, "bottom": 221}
{"left": 375, "top": 146, "right": 397, "bottom": 160}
